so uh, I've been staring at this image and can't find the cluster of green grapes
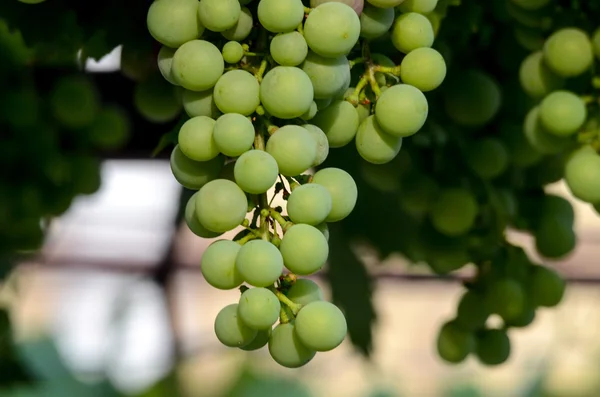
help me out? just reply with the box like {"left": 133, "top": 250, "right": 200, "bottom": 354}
{"left": 0, "top": 17, "right": 131, "bottom": 258}
{"left": 144, "top": 0, "right": 448, "bottom": 367}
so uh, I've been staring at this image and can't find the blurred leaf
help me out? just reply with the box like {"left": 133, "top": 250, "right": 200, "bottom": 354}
{"left": 444, "top": 384, "right": 484, "bottom": 397}
{"left": 326, "top": 223, "right": 375, "bottom": 356}
{"left": 0, "top": 309, "right": 34, "bottom": 388}
{"left": 16, "top": 338, "right": 73, "bottom": 382}
{"left": 82, "top": 30, "right": 112, "bottom": 61}
{"left": 151, "top": 115, "right": 188, "bottom": 158}
{"left": 135, "top": 372, "right": 180, "bottom": 397}
{"left": 223, "top": 367, "right": 313, "bottom": 397}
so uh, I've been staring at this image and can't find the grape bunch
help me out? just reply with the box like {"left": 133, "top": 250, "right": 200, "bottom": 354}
{"left": 144, "top": 0, "right": 447, "bottom": 367}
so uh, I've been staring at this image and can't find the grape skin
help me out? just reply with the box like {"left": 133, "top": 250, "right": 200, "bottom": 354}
{"left": 286, "top": 279, "right": 324, "bottom": 305}
{"left": 311, "top": 0, "right": 365, "bottom": 15}
{"left": 178, "top": 116, "right": 220, "bottom": 162}
{"left": 529, "top": 265, "right": 566, "bottom": 307}
{"left": 234, "top": 150, "right": 279, "bottom": 194}
{"left": 170, "top": 145, "right": 224, "bottom": 190}
{"left": 534, "top": 216, "right": 576, "bottom": 259}
{"left": 294, "top": 301, "right": 347, "bottom": 352}
{"left": 172, "top": 40, "right": 225, "bottom": 91}
{"left": 455, "top": 290, "right": 489, "bottom": 331}
{"left": 475, "top": 329, "right": 510, "bottom": 366}
{"left": 518, "top": 51, "right": 564, "bottom": 98}
{"left": 443, "top": 70, "right": 501, "bottom": 127}
{"left": 465, "top": 138, "right": 509, "bottom": 180}
{"left": 265, "top": 125, "right": 317, "bottom": 176}
{"left": 222, "top": 7, "right": 253, "bottom": 41}
{"left": 484, "top": 279, "right": 526, "bottom": 323}
{"left": 270, "top": 32, "right": 308, "bottom": 66}
{"left": 185, "top": 192, "right": 223, "bottom": 238}
{"left": 259, "top": 66, "right": 314, "bottom": 119}
{"left": 287, "top": 184, "right": 333, "bottom": 226}
{"left": 436, "top": 321, "right": 474, "bottom": 364}
{"left": 302, "top": 124, "right": 329, "bottom": 167}
{"left": 201, "top": 240, "right": 243, "bottom": 289}
{"left": 523, "top": 106, "right": 571, "bottom": 155}
{"left": 213, "top": 113, "right": 255, "bottom": 157}
{"left": 280, "top": 224, "right": 329, "bottom": 275}
{"left": 543, "top": 28, "right": 594, "bottom": 77}
{"left": 359, "top": 4, "right": 395, "bottom": 39}
{"left": 50, "top": 76, "right": 100, "bottom": 129}
{"left": 214, "top": 304, "right": 258, "bottom": 348}
{"left": 391, "top": 12, "right": 434, "bottom": 54}
{"left": 147, "top": 0, "right": 204, "bottom": 48}
{"left": 195, "top": 179, "right": 248, "bottom": 232}
{"left": 182, "top": 88, "right": 219, "bottom": 118}
{"left": 397, "top": 0, "right": 439, "bottom": 13}
{"left": 399, "top": 47, "right": 447, "bottom": 92}
{"left": 213, "top": 70, "right": 260, "bottom": 115}
{"left": 198, "top": 0, "right": 241, "bottom": 32}
{"left": 240, "top": 329, "right": 271, "bottom": 351}
{"left": 235, "top": 240, "right": 284, "bottom": 287}
{"left": 258, "top": 0, "right": 305, "bottom": 33}
{"left": 356, "top": 115, "right": 403, "bottom": 164}
{"left": 87, "top": 106, "right": 130, "bottom": 150}
{"left": 366, "top": 0, "right": 405, "bottom": 8}
{"left": 312, "top": 100, "right": 360, "bottom": 148}
{"left": 304, "top": 2, "right": 361, "bottom": 58}
{"left": 430, "top": 188, "right": 478, "bottom": 237}
{"left": 133, "top": 76, "right": 182, "bottom": 123}
{"left": 375, "top": 84, "right": 428, "bottom": 138}
{"left": 564, "top": 146, "right": 600, "bottom": 203}
{"left": 222, "top": 41, "right": 244, "bottom": 64}
{"left": 301, "top": 52, "right": 351, "bottom": 99}
{"left": 268, "top": 323, "right": 316, "bottom": 368}
{"left": 238, "top": 288, "right": 281, "bottom": 330}
{"left": 538, "top": 90, "right": 587, "bottom": 137}
{"left": 157, "top": 46, "right": 178, "bottom": 85}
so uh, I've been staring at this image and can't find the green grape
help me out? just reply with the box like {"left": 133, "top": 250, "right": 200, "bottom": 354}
{"left": 356, "top": 102, "right": 371, "bottom": 123}
{"left": 301, "top": 102, "right": 318, "bottom": 121}
{"left": 222, "top": 7, "right": 254, "bottom": 41}
{"left": 172, "top": 40, "right": 224, "bottom": 91}
{"left": 213, "top": 113, "right": 255, "bottom": 157}
{"left": 271, "top": 32, "right": 309, "bottom": 66}
{"left": 302, "top": 124, "right": 329, "bottom": 166}
{"left": 355, "top": 115, "right": 403, "bottom": 164}
{"left": 50, "top": 76, "right": 99, "bottom": 129}
{"left": 238, "top": 288, "right": 281, "bottom": 330}
{"left": 565, "top": 146, "right": 600, "bottom": 203}
{"left": 120, "top": 44, "right": 156, "bottom": 82}
{"left": 201, "top": 240, "right": 243, "bottom": 289}
{"left": 360, "top": 4, "right": 395, "bottom": 39}
{"left": 398, "top": 173, "right": 439, "bottom": 215}
{"left": 498, "top": 122, "right": 542, "bottom": 168}
{"left": 279, "top": 224, "right": 329, "bottom": 275}
{"left": 304, "top": 2, "right": 361, "bottom": 58}
{"left": 259, "top": 66, "right": 314, "bottom": 119}
{"left": 465, "top": 138, "right": 509, "bottom": 179}
{"left": 134, "top": 75, "right": 182, "bottom": 123}
{"left": 593, "top": 28, "right": 600, "bottom": 60}
{"left": 315, "top": 97, "right": 333, "bottom": 110}
{"left": 287, "top": 184, "right": 333, "bottom": 226}
{"left": 541, "top": 194, "right": 574, "bottom": 226}
{"left": 240, "top": 329, "right": 271, "bottom": 351}
{"left": 70, "top": 156, "right": 102, "bottom": 195}
{"left": 311, "top": 0, "right": 364, "bottom": 15}
{"left": 235, "top": 240, "right": 284, "bottom": 287}
{"left": 391, "top": 12, "right": 434, "bottom": 54}
{"left": 178, "top": 116, "right": 220, "bottom": 162}
{"left": 399, "top": 47, "right": 447, "bottom": 92}
{"left": 529, "top": 265, "right": 566, "bottom": 308}
{"left": 538, "top": 90, "right": 587, "bottom": 136}
{"left": 147, "top": 0, "right": 204, "bottom": 48}
{"left": 198, "top": 0, "right": 241, "bottom": 32}
{"left": 367, "top": 0, "right": 404, "bottom": 8}
{"left": 430, "top": 188, "right": 478, "bottom": 237}
{"left": 195, "top": 179, "right": 248, "bottom": 232}
{"left": 265, "top": 125, "right": 316, "bottom": 176}
{"left": 312, "top": 168, "right": 358, "bottom": 222}
{"left": 518, "top": 51, "right": 564, "bottom": 99}
{"left": 286, "top": 279, "right": 324, "bottom": 305}
{"left": 316, "top": 222, "right": 330, "bottom": 241}
{"left": 370, "top": 53, "right": 395, "bottom": 86}
{"left": 182, "top": 88, "right": 219, "bottom": 118}
{"left": 301, "top": 52, "right": 351, "bottom": 99}
{"left": 455, "top": 290, "right": 489, "bottom": 331}
{"left": 443, "top": 70, "right": 501, "bottom": 127}
{"left": 543, "top": 28, "right": 593, "bottom": 77}
{"left": 157, "top": 46, "right": 178, "bottom": 85}
{"left": 294, "top": 301, "right": 347, "bottom": 351}
{"left": 375, "top": 84, "right": 428, "bottom": 137}
{"left": 214, "top": 304, "right": 258, "bottom": 347}
{"left": 269, "top": 323, "right": 316, "bottom": 368}
{"left": 436, "top": 321, "right": 475, "bottom": 364}
{"left": 510, "top": 0, "right": 550, "bottom": 10}
{"left": 87, "top": 105, "right": 130, "bottom": 150}
{"left": 484, "top": 279, "right": 526, "bottom": 323}
{"left": 258, "top": 0, "right": 305, "bottom": 33}
{"left": 534, "top": 217, "right": 576, "bottom": 259}
{"left": 222, "top": 41, "right": 244, "bottom": 63}
{"left": 312, "top": 100, "right": 360, "bottom": 148}
{"left": 426, "top": 235, "right": 470, "bottom": 275}
{"left": 514, "top": 25, "right": 545, "bottom": 51}
{"left": 170, "top": 145, "right": 224, "bottom": 189}
{"left": 234, "top": 150, "right": 279, "bottom": 194}
{"left": 475, "top": 329, "right": 510, "bottom": 366}
{"left": 185, "top": 192, "right": 223, "bottom": 238}
{"left": 213, "top": 70, "right": 260, "bottom": 115}
{"left": 523, "top": 106, "right": 571, "bottom": 155}
{"left": 397, "top": 0, "right": 439, "bottom": 13}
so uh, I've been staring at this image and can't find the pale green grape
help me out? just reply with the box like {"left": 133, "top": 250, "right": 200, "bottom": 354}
{"left": 443, "top": 70, "right": 501, "bottom": 127}
{"left": 201, "top": 240, "right": 243, "bottom": 289}
{"left": 465, "top": 138, "right": 509, "bottom": 179}
{"left": 312, "top": 168, "right": 358, "bottom": 222}
{"left": 178, "top": 116, "right": 220, "bottom": 162}
{"left": 234, "top": 150, "right": 279, "bottom": 194}
{"left": 214, "top": 304, "right": 258, "bottom": 347}
{"left": 265, "top": 125, "right": 317, "bottom": 176}
{"left": 565, "top": 146, "right": 600, "bottom": 203}
{"left": 157, "top": 46, "right": 178, "bottom": 85}
{"left": 315, "top": 222, "right": 330, "bottom": 241}
{"left": 593, "top": 28, "right": 600, "bottom": 60}
{"left": 213, "top": 113, "right": 255, "bottom": 157}
{"left": 455, "top": 290, "right": 489, "bottom": 331}
{"left": 259, "top": 66, "right": 314, "bottom": 119}
{"left": 213, "top": 70, "right": 260, "bottom": 115}
{"left": 529, "top": 265, "right": 565, "bottom": 307}
{"left": 301, "top": 52, "right": 351, "bottom": 99}
{"left": 534, "top": 217, "right": 576, "bottom": 259}
{"left": 195, "top": 179, "right": 248, "bottom": 232}
{"left": 312, "top": 100, "right": 360, "bottom": 147}
{"left": 544, "top": 28, "right": 594, "bottom": 77}
{"left": 524, "top": 106, "right": 571, "bottom": 154}
{"left": 286, "top": 184, "right": 333, "bottom": 225}
{"left": 185, "top": 192, "right": 223, "bottom": 238}
{"left": 87, "top": 106, "right": 130, "bottom": 150}
{"left": 170, "top": 145, "right": 224, "bottom": 189}
{"left": 222, "top": 7, "right": 253, "bottom": 41}
{"left": 431, "top": 188, "right": 478, "bottom": 236}
{"left": 258, "top": 0, "right": 305, "bottom": 33}
{"left": 238, "top": 288, "right": 281, "bottom": 330}
{"left": 268, "top": 323, "right": 316, "bottom": 368}
{"left": 315, "top": 97, "right": 333, "bottom": 110}
{"left": 355, "top": 115, "right": 403, "bottom": 164}
{"left": 356, "top": 102, "right": 371, "bottom": 123}
{"left": 134, "top": 76, "right": 182, "bottom": 123}
{"left": 301, "top": 102, "right": 318, "bottom": 121}
{"left": 311, "top": 0, "right": 364, "bottom": 15}
{"left": 398, "top": 0, "right": 439, "bottom": 13}
{"left": 172, "top": 40, "right": 224, "bottom": 91}
{"left": 510, "top": 0, "right": 550, "bottom": 10}
{"left": 367, "top": 0, "right": 404, "bottom": 7}
{"left": 475, "top": 329, "right": 510, "bottom": 366}
{"left": 286, "top": 279, "right": 324, "bottom": 305}
{"left": 240, "top": 329, "right": 270, "bottom": 351}
{"left": 436, "top": 321, "right": 475, "bottom": 364}
{"left": 198, "top": 0, "right": 241, "bottom": 32}
{"left": 304, "top": 2, "right": 361, "bottom": 58}
{"left": 280, "top": 224, "right": 329, "bottom": 275}
{"left": 375, "top": 84, "right": 428, "bottom": 137}
{"left": 50, "top": 76, "right": 99, "bottom": 129}
{"left": 235, "top": 240, "right": 284, "bottom": 287}
{"left": 302, "top": 124, "right": 329, "bottom": 166}
{"left": 182, "top": 88, "right": 219, "bottom": 118}
{"left": 518, "top": 51, "right": 564, "bottom": 98}
{"left": 399, "top": 47, "right": 446, "bottom": 92}
{"left": 391, "top": 12, "right": 434, "bottom": 54}
{"left": 222, "top": 41, "right": 244, "bottom": 63}
{"left": 147, "top": 0, "right": 204, "bottom": 48}
{"left": 271, "top": 32, "right": 308, "bottom": 66}
{"left": 360, "top": 4, "right": 394, "bottom": 39}
{"left": 538, "top": 90, "right": 586, "bottom": 136}
{"left": 295, "top": 301, "right": 347, "bottom": 351}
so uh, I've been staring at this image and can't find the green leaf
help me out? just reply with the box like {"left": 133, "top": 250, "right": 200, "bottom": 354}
{"left": 151, "top": 115, "right": 188, "bottom": 158}
{"left": 223, "top": 366, "right": 313, "bottom": 397}
{"left": 82, "top": 30, "right": 113, "bottom": 62}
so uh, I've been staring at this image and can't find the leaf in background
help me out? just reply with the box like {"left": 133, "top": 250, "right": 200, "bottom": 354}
{"left": 135, "top": 372, "right": 180, "bottom": 397}
{"left": 326, "top": 223, "right": 376, "bottom": 356}
{"left": 223, "top": 367, "right": 313, "bottom": 397}
{"left": 151, "top": 115, "right": 188, "bottom": 158}
{"left": 0, "top": 309, "right": 35, "bottom": 388}
{"left": 81, "top": 30, "right": 112, "bottom": 62}
{"left": 444, "top": 384, "right": 484, "bottom": 397}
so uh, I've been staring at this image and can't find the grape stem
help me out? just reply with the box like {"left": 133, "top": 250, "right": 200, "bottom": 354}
{"left": 297, "top": 22, "right": 305, "bottom": 36}
{"left": 271, "top": 288, "right": 303, "bottom": 316}
{"left": 269, "top": 208, "right": 292, "bottom": 230}
{"left": 349, "top": 57, "right": 366, "bottom": 69}
{"left": 346, "top": 75, "right": 369, "bottom": 106}
{"left": 255, "top": 59, "right": 268, "bottom": 82}
{"left": 373, "top": 65, "right": 402, "bottom": 76}
{"left": 279, "top": 306, "right": 292, "bottom": 324}
{"left": 236, "top": 233, "right": 259, "bottom": 246}
{"left": 303, "top": 6, "right": 312, "bottom": 14}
